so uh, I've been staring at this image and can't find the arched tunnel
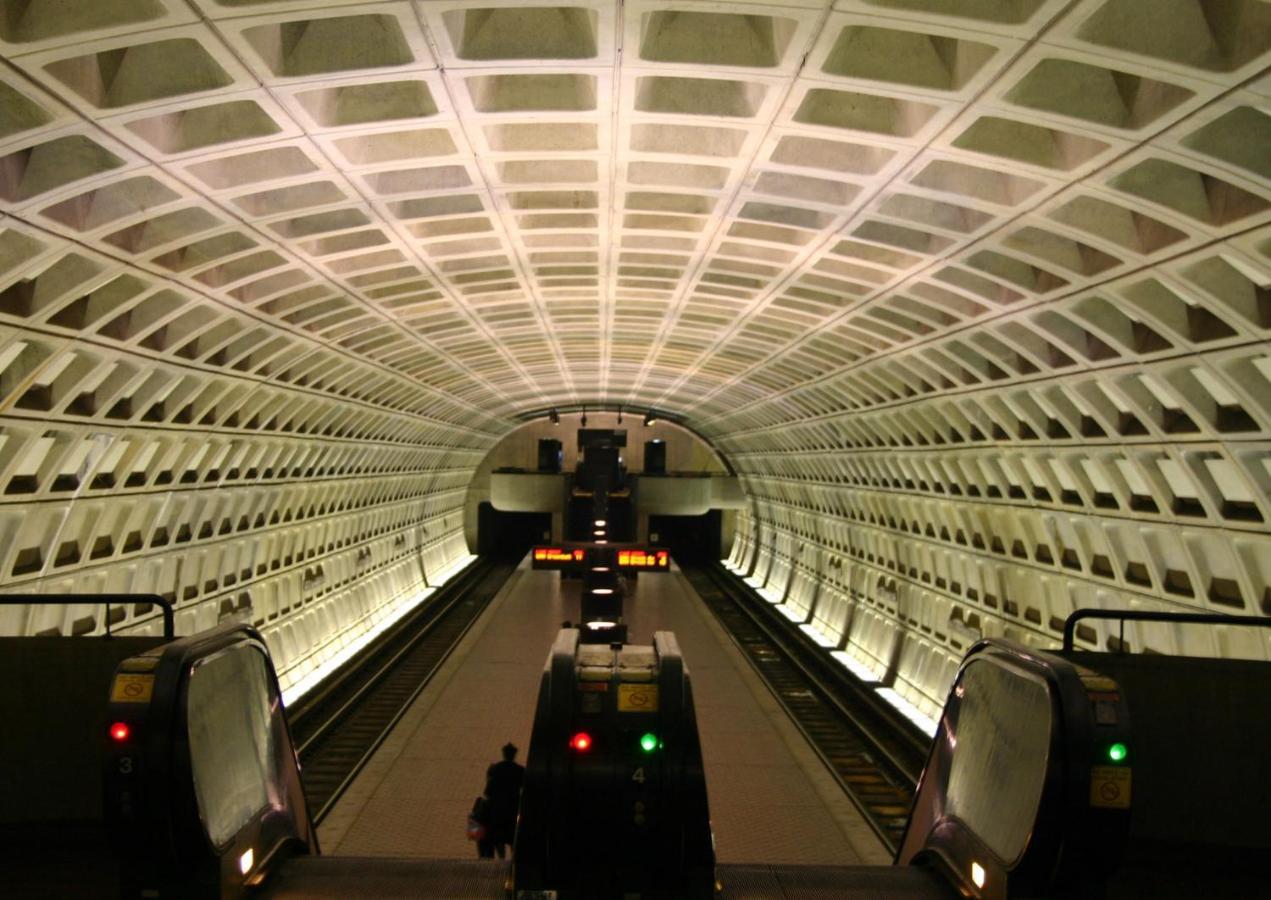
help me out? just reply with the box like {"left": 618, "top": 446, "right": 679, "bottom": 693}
{"left": 0, "top": 0, "right": 1268, "bottom": 738}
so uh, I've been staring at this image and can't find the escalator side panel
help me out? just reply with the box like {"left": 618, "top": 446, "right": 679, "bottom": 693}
{"left": 898, "top": 640, "right": 1132, "bottom": 898}
{"left": 105, "top": 624, "right": 315, "bottom": 899}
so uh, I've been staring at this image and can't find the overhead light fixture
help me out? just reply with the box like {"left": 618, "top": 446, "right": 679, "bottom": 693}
{"left": 643, "top": 410, "right": 656, "bottom": 426}
{"left": 549, "top": 409, "right": 559, "bottom": 425}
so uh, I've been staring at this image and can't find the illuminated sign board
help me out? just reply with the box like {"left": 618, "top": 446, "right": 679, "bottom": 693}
{"left": 532, "top": 547, "right": 586, "bottom": 570}
{"left": 616, "top": 549, "right": 670, "bottom": 571}
{"left": 530, "top": 545, "right": 671, "bottom": 572}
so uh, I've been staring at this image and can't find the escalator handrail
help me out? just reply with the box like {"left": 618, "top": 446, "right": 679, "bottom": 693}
{"left": 157, "top": 619, "right": 264, "bottom": 667}
{"left": 1062, "top": 608, "right": 1271, "bottom": 652}
{"left": 0, "top": 593, "right": 175, "bottom": 639}
{"left": 158, "top": 621, "right": 317, "bottom": 852}
{"left": 110, "top": 622, "right": 317, "bottom": 897}
{"left": 896, "top": 637, "right": 1109, "bottom": 896}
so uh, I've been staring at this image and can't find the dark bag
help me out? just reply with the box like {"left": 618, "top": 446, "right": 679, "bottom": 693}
{"left": 466, "top": 796, "right": 489, "bottom": 841}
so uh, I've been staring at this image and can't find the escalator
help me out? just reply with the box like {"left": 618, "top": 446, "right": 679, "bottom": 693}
{"left": 6, "top": 601, "right": 1267, "bottom": 898}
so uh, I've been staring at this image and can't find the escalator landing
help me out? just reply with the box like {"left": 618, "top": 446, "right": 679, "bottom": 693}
{"left": 261, "top": 856, "right": 953, "bottom": 899}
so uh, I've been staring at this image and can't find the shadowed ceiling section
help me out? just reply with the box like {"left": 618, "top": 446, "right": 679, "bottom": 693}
{"left": 0, "top": 0, "right": 1267, "bottom": 710}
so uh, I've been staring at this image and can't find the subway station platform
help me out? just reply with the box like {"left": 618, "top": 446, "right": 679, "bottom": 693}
{"left": 318, "top": 554, "right": 890, "bottom": 867}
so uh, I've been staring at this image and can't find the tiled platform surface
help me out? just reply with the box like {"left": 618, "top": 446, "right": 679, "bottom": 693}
{"left": 319, "top": 555, "right": 890, "bottom": 866}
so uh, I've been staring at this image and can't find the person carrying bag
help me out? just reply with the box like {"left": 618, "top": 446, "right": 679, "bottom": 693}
{"left": 467, "top": 794, "right": 494, "bottom": 857}
{"left": 482, "top": 742, "right": 525, "bottom": 860}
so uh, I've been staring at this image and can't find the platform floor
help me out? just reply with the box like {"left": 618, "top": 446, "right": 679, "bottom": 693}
{"left": 318, "top": 556, "right": 890, "bottom": 866}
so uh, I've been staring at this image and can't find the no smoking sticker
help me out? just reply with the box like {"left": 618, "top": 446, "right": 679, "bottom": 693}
{"left": 617, "top": 683, "right": 658, "bottom": 713}
{"left": 1089, "top": 765, "right": 1131, "bottom": 809}
{"left": 111, "top": 673, "right": 154, "bottom": 704}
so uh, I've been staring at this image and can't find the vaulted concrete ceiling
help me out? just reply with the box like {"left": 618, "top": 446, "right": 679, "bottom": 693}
{"left": 1, "top": 2, "right": 1268, "bottom": 703}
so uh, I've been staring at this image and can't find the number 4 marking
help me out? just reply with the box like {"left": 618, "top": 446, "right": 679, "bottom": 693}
{"left": 632, "top": 767, "right": 645, "bottom": 784}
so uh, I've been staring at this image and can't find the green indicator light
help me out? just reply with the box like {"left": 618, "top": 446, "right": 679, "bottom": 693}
{"left": 1108, "top": 742, "right": 1128, "bottom": 763}
{"left": 640, "top": 732, "right": 659, "bottom": 753}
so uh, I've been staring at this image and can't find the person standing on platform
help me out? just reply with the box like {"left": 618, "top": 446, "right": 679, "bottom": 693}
{"left": 483, "top": 742, "right": 525, "bottom": 859}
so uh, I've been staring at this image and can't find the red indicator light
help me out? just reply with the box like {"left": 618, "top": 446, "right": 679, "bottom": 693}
{"left": 109, "top": 721, "right": 131, "bottom": 742}
{"left": 570, "top": 732, "right": 592, "bottom": 752}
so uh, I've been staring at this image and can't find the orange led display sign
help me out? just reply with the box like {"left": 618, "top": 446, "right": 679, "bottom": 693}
{"left": 532, "top": 547, "right": 586, "bottom": 569}
{"left": 530, "top": 544, "right": 671, "bottom": 572}
{"left": 534, "top": 547, "right": 584, "bottom": 563}
{"left": 616, "top": 549, "right": 670, "bottom": 570}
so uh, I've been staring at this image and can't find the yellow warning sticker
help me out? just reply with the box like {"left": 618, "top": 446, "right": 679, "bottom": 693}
{"left": 1080, "top": 676, "right": 1118, "bottom": 692}
{"left": 111, "top": 673, "right": 154, "bottom": 704}
{"left": 120, "top": 656, "right": 160, "bottom": 673}
{"left": 617, "top": 683, "right": 658, "bottom": 713}
{"left": 1090, "top": 766, "right": 1131, "bottom": 809}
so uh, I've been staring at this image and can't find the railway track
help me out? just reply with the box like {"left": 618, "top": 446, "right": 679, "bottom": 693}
{"left": 682, "top": 563, "right": 931, "bottom": 853}
{"left": 286, "top": 558, "right": 518, "bottom": 824}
